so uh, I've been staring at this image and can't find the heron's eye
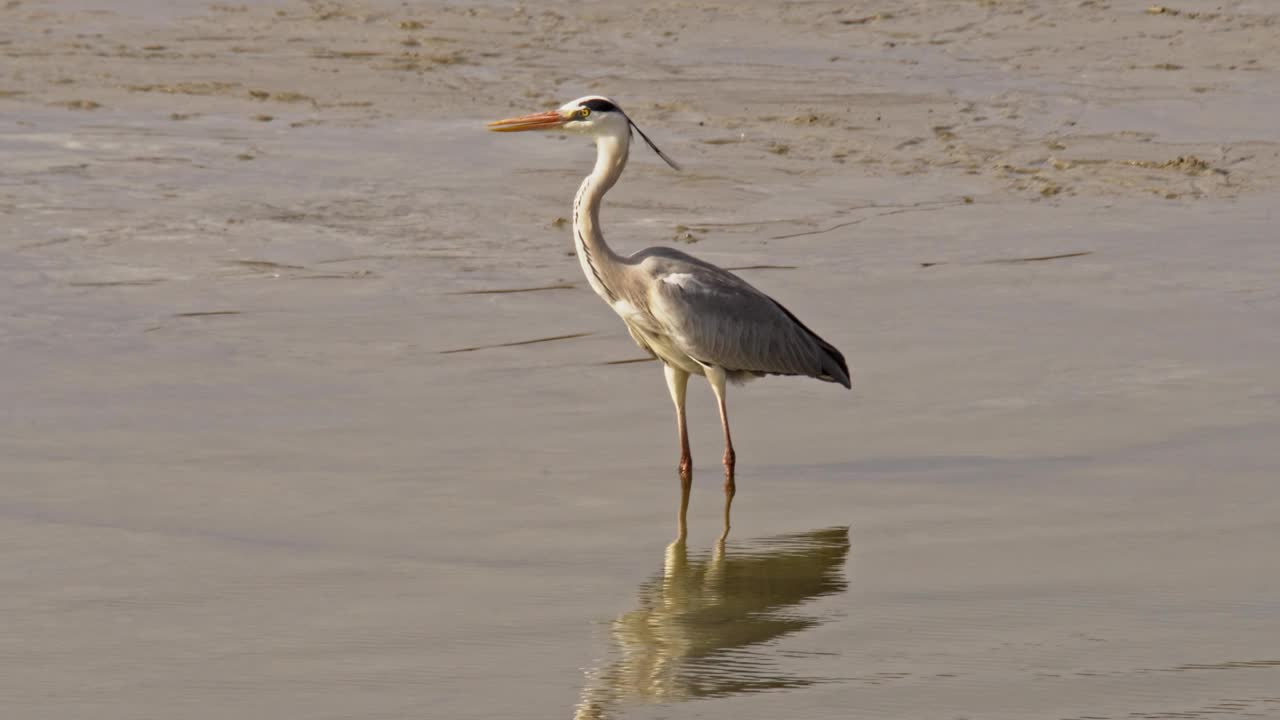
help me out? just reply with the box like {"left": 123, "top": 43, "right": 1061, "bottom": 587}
{"left": 578, "top": 108, "right": 591, "bottom": 119}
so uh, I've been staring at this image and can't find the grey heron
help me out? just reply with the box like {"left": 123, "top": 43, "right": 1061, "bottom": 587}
{"left": 489, "top": 96, "right": 850, "bottom": 540}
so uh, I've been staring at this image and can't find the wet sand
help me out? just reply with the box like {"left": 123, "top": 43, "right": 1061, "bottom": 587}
{"left": 3, "top": 1, "right": 1279, "bottom": 718}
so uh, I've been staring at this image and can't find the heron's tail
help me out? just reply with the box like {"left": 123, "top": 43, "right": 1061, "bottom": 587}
{"left": 766, "top": 297, "right": 852, "bottom": 389}
{"left": 817, "top": 342, "right": 851, "bottom": 389}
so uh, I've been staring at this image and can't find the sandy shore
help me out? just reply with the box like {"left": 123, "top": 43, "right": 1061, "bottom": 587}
{"left": 3, "top": 1, "right": 1279, "bottom": 718}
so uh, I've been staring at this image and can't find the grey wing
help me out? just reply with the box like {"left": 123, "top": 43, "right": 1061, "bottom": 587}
{"left": 643, "top": 257, "right": 851, "bottom": 388}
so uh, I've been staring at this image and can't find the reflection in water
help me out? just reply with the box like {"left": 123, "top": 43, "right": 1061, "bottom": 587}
{"left": 574, "top": 527, "right": 851, "bottom": 719}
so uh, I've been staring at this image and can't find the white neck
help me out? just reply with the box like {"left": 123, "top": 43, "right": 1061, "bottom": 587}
{"left": 572, "top": 132, "right": 630, "bottom": 303}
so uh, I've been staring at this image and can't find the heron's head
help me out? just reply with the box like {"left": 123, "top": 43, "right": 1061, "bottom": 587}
{"left": 488, "top": 95, "right": 680, "bottom": 170}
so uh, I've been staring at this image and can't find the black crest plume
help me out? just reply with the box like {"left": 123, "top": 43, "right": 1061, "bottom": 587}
{"left": 580, "top": 97, "right": 681, "bottom": 171}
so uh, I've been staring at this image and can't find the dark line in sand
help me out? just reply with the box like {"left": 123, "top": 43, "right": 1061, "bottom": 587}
{"left": 20, "top": 237, "right": 75, "bottom": 250}
{"left": 292, "top": 272, "right": 378, "bottom": 280}
{"left": 770, "top": 201, "right": 962, "bottom": 240}
{"left": 227, "top": 260, "right": 306, "bottom": 271}
{"left": 69, "top": 279, "right": 167, "bottom": 287}
{"left": 921, "top": 251, "right": 1092, "bottom": 268}
{"left": 314, "top": 253, "right": 465, "bottom": 264}
{"left": 173, "top": 311, "right": 242, "bottom": 318}
{"left": 724, "top": 264, "right": 798, "bottom": 271}
{"left": 440, "top": 332, "right": 594, "bottom": 354}
{"left": 984, "top": 251, "right": 1093, "bottom": 264}
{"left": 688, "top": 218, "right": 793, "bottom": 229}
{"left": 603, "top": 357, "right": 656, "bottom": 365}
{"left": 449, "top": 283, "right": 576, "bottom": 295}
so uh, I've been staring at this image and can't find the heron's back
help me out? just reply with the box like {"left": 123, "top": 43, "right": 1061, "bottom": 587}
{"left": 619, "top": 247, "right": 851, "bottom": 388}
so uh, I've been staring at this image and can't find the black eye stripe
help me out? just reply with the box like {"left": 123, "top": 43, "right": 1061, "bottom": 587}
{"left": 581, "top": 98, "right": 619, "bottom": 113}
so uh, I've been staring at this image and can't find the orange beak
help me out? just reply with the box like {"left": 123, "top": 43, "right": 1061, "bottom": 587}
{"left": 487, "top": 109, "right": 567, "bottom": 132}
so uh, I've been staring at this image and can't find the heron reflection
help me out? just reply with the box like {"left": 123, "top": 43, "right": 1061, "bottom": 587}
{"left": 574, "top": 527, "right": 851, "bottom": 719}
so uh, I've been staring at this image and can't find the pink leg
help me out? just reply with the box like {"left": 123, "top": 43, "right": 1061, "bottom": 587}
{"left": 664, "top": 365, "right": 692, "bottom": 542}
{"left": 706, "top": 367, "right": 735, "bottom": 541}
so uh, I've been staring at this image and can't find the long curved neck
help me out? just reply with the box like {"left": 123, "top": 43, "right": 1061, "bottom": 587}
{"left": 573, "top": 133, "right": 629, "bottom": 304}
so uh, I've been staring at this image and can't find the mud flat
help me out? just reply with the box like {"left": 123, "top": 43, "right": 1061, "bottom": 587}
{"left": 3, "top": 1, "right": 1278, "bottom": 718}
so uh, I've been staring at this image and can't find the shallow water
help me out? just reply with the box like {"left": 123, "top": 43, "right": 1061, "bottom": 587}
{"left": 4, "top": 1, "right": 1280, "bottom": 718}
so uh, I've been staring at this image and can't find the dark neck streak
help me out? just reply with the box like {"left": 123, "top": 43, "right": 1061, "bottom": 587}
{"left": 571, "top": 134, "right": 629, "bottom": 306}
{"left": 573, "top": 178, "right": 616, "bottom": 303}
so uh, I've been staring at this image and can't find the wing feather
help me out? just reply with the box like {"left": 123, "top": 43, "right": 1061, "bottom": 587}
{"left": 635, "top": 249, "right": 850, "bottom": 387}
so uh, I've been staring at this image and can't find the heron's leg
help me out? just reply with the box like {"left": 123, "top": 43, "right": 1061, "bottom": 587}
{"left": 704, "top": 366, "right": 736, "bottom": 537}
{"left": 663, "top": 364, "right": 692, "bottom": 542}
{"left": 718, "top": 489, "right": 733, "bottom": 545}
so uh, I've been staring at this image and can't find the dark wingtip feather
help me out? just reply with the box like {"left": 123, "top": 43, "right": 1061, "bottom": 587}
{"left": 765, "top": 297, "right": 851, "bottom": 389}
{"left": 826, "top": 346, "right": 852, "bottom": 389}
